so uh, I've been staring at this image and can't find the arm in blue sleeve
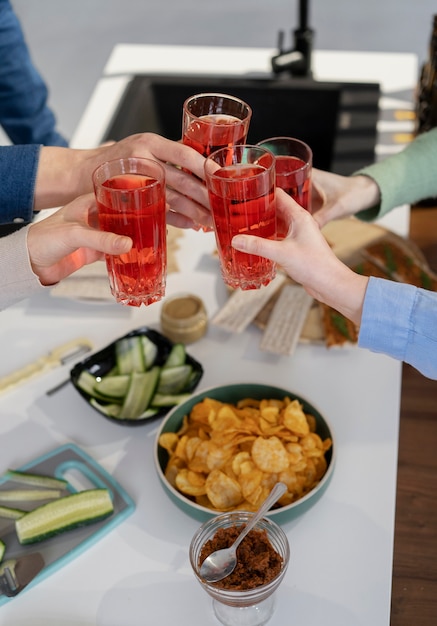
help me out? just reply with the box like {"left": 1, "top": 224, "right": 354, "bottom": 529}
{"left": 0, "top": 144, "right": 41, "bottom": 224}
{"left": 358, "top": 276, "right": 437, "bottom": 379}
{"left": 0, "top": 0, "right": 68, "bottom": 146}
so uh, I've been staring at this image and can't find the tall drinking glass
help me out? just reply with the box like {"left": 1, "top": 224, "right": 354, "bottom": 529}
{"left": 204, "top": 145, "right": 276, "bottom": 291}
{"left": 92, "top": 157, "right": 167, "bottom": 307}
{"left": 257, "top": 136, "right": 312, "bottom": 238}
{"left": 183, "top": 93, "right": 252, "bottom": 158}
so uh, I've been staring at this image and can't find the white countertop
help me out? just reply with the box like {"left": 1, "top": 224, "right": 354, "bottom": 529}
{"left": 0, "top": 45, "right": 418, "bottom": 625}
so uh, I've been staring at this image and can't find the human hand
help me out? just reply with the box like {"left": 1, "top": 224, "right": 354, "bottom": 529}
{"left": 231, "top": 189, "right": 368, "bottom": 325}
{"left": 27, "top": 194, "right": 132, "bottom": 286}
{"left": 37, "top": 133, "right": 212, "bottom": 230}
{"left": 311, "top": 169, "right": 381, "bottom": 228}
{"left": 82, "top": 133, "right": 212, "bottom": 230}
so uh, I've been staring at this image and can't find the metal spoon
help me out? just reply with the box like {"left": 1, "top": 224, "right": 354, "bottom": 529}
{"left": 199, "top": 482, "right": 287, "bottom": 583}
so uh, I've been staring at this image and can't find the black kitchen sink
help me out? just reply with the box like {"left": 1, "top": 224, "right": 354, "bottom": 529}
{"left": 103, "top": 73, "right": 380, "bottom": 175}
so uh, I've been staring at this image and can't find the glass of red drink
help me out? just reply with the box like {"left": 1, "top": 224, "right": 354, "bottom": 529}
{"left": 92, "top": 157, "right": 166, "bottom": 307}
{"left": 183, "top": 93, "right": 252, "bottom": 158}
{"left": 257, "top": 137, "right": 313, "bottom": 239}
{"left": 204, "top": 145, "right": 277, "bottom": 291}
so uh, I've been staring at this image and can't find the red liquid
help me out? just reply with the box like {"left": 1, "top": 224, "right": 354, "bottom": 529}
{"left": 208, "top": 164, "right": 276, "bottom": 290}
{"left": 183, "top": 114, "right": 247, "bottom": 157}
{"left": 275, "top": 156, "right": 311, "bottom": 238}
{"left": 96, "top": 174, "right": 166, "bottom": 306}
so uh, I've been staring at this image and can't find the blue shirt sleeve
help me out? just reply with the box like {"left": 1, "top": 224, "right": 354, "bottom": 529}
{"left": 359, "top": 276, "right": 437, "bottom": 379}
{"left": 0, "top": 0, "right": 68, "bottom": 146}
{"left": 0, "top": 144, "right": 41, "bottom": 224}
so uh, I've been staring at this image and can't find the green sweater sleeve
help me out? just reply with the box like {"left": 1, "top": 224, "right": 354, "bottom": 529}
{"left": 353, "top": 127, "right": 437, "bottom": 221}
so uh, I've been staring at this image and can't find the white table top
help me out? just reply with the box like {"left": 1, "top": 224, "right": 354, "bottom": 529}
{"left": 0, "top": 45, "right": 418, "bottom": 625}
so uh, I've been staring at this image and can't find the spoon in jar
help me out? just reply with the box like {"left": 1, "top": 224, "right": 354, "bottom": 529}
{"left": 199, "top": 481, "right": 287, "bottom": 583}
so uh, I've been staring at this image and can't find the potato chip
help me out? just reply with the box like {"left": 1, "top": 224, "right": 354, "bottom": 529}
{"left": 260, "top": 405, "right": 280, "bottom": 424}
{"left": 187, "top": 439, "right": 210, "bottom": 474}
{"left": 306, "top": 414, "right": 317, "bottom": 433}
{"left": 190, "top": 398, "right": 222, "bottom": 424}
{"left": 285, "top": 442, "right": 303, "bottom": 465}
{"left": 206, "top": 443, "right": 234, "bottom": 471}
{"left": 231, "top": 451, "right": 251, "bottom": 476}
{"left": 237, "top": 398, "right": 261, "bottom": 409}
{"left": 158, "top": 432, "right": 179, "bottom": 454}
{"left": 164, "top": 463, "right": 180, "bottom": 488}
{"left": 210, "top": 405, "right": 241, "bottom": 431}
{"left": 175, "top": 469, "right": 206, "bottom": 497}
{"left": 185, "top": 436, "right": 201, "bottom": 462}
{"left": 205, "top": 469, "right": 243, "bottom": 509}
{"left": 283, "top": 400, "right": 310, "bottom": 436}
{"left": 245, "top": 484, "right": 268, "bottom": 507}
{"left": 251, "top": 436, "right": 289, "bottom": 473}
{"left": 238, "top": 467, "right": 264, "bottom": 500}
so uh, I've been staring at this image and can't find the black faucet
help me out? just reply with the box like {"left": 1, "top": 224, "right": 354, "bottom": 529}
{"left": 271, "top": 0, "right": 313, "bottom": 78}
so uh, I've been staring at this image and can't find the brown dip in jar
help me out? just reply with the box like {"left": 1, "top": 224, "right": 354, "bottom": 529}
{"left": 199, "top": 525, "right": 283, "bottom": 590}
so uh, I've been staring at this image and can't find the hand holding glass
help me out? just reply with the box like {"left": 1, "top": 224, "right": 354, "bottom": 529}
{"left": 92, "top": 157, "right": 167, "bottom": 306}
{"left": 204, "top": 145, "right": 277, "bottom": 291}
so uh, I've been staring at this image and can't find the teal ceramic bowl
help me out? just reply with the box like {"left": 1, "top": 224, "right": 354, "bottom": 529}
{"left": 154, "top": 383, "right": 335, "bottom": 523}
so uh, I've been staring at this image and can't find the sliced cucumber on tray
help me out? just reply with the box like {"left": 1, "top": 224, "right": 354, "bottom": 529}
{"left": 15, "top": 489, "right": 114, "bottom": 545}
{"left": 0, "top": 467, "right": 115, "bottom": 549}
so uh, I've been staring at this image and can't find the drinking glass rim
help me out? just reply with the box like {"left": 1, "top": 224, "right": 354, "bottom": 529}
{"left": 183, "top": 92, "right": 252, "bottom": 122}
{"left": 92, "top": 156, "right": 165, "bottom": 189}
{"left": 204, "top": 144, "right": 275, "bottom": 181}
{"left": 257, "top": 136, "right": 313, "bottom": 172}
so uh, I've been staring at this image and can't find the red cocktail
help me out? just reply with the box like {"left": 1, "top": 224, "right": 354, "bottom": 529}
{"left": 184, "top": 114, "right": 248, "bottom": 157}
{"left": 93, "top": 158, "right": 166, "bottom": 306}
{"left": 257, "top": 137, "right": 312, "bottom": 239}
{"left": 183, "top": 94, "right": 252, "bottom": 158}
{"left": 205, "top": 146, "right": 276, "bottom": 291}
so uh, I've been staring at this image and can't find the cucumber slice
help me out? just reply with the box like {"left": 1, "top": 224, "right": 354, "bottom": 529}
{"left": 4, "top": 470, "right": 68, "bottom": 491}
{"left": 94, "top": 375, "right": 130, "bottom": 400}
{"left": 119, "top": 367, "right": 160, "bottom": 419}
{"left": 138, "top": 407, "right": 159, "bottom": 419}
{"left": 76, "top": 370, "right": 98, "bottom": 396}
{"left": 116, "top": 336, "right": 145, "bottom": 374}
{"left": 162, "top": 343, "right": 186, "bottom": 369}
{"left": 15, "top": 488, "right": 114, "bottom": 545}
{"left": 151, "top": 392, "right": 192, "bottom": 407}
{"left": 90, "top": 398, "right": 122, "bottom": 418}
{"left": 157, "top": 365, "right": 192, "bottom": 394}
{"left": 0, "top": 505, "right": 26, "bottom": 520}
{"left": 141, "top": 335, "right": 158, "bottom": 369}
{"left": 0, "top": 489, "right": 63, "bottom": 502}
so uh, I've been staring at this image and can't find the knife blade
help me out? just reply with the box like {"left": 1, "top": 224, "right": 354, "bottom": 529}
{"left": 0, "top": 338, "right": 93, "bottom": 395}
{"left": 0, "top": 552, "right": 45, "bottom": 597}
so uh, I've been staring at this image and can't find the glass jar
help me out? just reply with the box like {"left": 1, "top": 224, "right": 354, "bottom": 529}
{"left": 189, "top": 511, "right": 290, "bottom": 626}
{"left": 160, "top": 293, "right": 207, "bottom": 344}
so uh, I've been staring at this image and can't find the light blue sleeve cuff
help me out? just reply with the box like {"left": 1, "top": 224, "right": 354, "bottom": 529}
{"left": 359, "top": 276, "right": 437, "bottom": 379}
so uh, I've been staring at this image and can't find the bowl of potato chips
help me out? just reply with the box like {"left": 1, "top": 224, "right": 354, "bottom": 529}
{"left": 155, "top": 383, "right": 335, "bottom": 522}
